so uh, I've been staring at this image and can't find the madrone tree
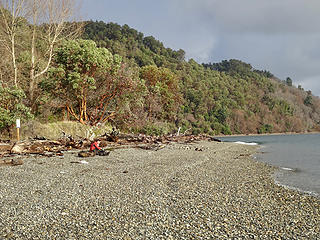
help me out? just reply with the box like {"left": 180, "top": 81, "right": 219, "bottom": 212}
{"left": 43, "top": 39, "right": 137, "bottom": 125}
{"left": 139, "top": 65, "right": 182, "bottom": 121}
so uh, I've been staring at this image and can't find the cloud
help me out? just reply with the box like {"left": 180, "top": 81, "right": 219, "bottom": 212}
{"left": 178, "top": 0, "right": 320, "bottom": 34}
{"left": 299, "top": 75, "right": 320, "bottom": 96}
{"left": 154, "top": 18, "right": 218, "bottom": 62}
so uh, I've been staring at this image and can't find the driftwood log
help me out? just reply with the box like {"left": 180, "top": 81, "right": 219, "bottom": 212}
{"left": 0, "top": 134, "right": 222, "bottom": 158}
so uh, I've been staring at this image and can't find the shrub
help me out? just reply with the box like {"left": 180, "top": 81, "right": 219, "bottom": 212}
{"left": 0, "top": 86, "right": 33, "bottom": 134}
{"left": 222, "top": 125, "right": 232, "bottom": 135}
{"left": 192, "top": 128, "right": 201, "bottom": 135}
{"left": 258, "top": 124, "right": 273, "bottom": 134}
{"left": 140, "top": 122, "right": 175, "bottom": 136}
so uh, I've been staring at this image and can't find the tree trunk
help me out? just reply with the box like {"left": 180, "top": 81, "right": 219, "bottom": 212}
{"left": 29, "top": 10, "right": 37, "bottom": 108}
{"left": 11, "top": 33, "right": 18, "bottom": 87}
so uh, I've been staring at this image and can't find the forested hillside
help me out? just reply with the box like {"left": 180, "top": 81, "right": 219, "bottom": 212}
{"left": 1, "top": 14, "right": 320, "bottom": 136}
{"left": 81, "top": 21, "right": 320, "bottom": 134}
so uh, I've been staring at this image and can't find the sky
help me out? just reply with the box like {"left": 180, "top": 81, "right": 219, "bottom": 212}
{"left": 81, "top": 0, "right": 320, "bottom": 96}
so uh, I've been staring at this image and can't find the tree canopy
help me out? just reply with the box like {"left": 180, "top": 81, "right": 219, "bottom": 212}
{"left": 42, "top": 39, "right": 124, "bottom": 125}
{"left": 1, "top": 18, "right": 320, "bottom": 136}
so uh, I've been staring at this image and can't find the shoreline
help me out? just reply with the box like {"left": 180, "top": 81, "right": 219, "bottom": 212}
{"left": 0, "top": 141, "right": 319, "bottom": 238}
{"left": 215, "top": 131, "right": 320, "bottom": 138}
{"left": 274, "top": 179, "right": 319, "bottom": 199}
{"left": 219, "top": 134, "right": 320, "bottom": 198}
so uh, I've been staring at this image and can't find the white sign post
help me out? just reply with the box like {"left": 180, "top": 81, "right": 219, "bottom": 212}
{"left": 16, "top": 119, "right": 20, "bottom": 141}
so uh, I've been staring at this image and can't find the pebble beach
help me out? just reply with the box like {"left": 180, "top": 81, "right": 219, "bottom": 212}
{"left": 0, "top": 141, "right": 319, "bottom": 239}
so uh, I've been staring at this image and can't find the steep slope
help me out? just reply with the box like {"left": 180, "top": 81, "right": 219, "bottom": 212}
{"left": 82, "top": 21, "right": 320, "bottom": 134}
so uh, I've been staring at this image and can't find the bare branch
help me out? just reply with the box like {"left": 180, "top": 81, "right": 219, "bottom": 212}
{"left": 0, "top": 0, "right": 31, "bottom": 87}
{"left": 0, "top": 0, "right": 83, "bottom": 107}
{"left": 27, "top": 0, "right": 83, "bottom": 107}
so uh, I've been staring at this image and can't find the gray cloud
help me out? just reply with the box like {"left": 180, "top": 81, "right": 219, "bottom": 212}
{"left": 178, "top": 0, "right": 320, "bottom": 34}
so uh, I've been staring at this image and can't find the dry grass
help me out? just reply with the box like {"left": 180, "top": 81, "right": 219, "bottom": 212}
{"left": 3, "top": 121, "right": 112, "bottom": 140}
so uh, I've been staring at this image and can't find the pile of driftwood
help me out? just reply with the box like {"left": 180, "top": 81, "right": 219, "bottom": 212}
{"left": 0, "top": 133, "right": 222, "bottom": 159}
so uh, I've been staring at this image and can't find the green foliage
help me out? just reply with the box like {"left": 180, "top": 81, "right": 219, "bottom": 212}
{"left": 214, "top": 106, "right": 229, "bottom": 124}
{"left": 139, "top": 122, "right": 175, "bottom": 136}
{"left": 286, "top": 77, "right": 293, "bottom": 86}
{"left": 276, "top": 100, "right": 294, "bottom": 116}
{"left": 262, "top": 95, "right": 276, "bottom": 110}
{"left": 222, "top": 125, "right": 232, "bottom": 135}
{"left": 203, "top": 59, "right": 253, "bottom": 76}
{"left": 53, "top": 39, "right": 117, "bottom": 81}
{"left": 139, "top": 65, "right": 182, "bottom": 121}
{"left": 42, "top": 39, "right": 143, "bottom": 127}
{"left": 253, "top": 69, "right": 274, "bottom": 78}
{"left": 84, "top": 22, "right": 302, "bottom": 134}
{"left": 82, "top": 21, "right": 185, "bottom": 68}
{"left": 2, "top": 19, "right": 318, "bottom": 136}
{"left": 304, "top": 95, "right": 313, "bottom": 106}
{"left": 258, "top": 124, "right": 273, "bottom": 134}
{"left": 0, "top": 86, "right": 33, "bottom": 132}
{"left": 42, "top": 39, "right": 121, "bottom": 123}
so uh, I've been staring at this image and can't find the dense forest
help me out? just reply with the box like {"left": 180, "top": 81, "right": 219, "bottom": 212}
{"left": 1, "top": 4, "right": 320, "bottom": 137}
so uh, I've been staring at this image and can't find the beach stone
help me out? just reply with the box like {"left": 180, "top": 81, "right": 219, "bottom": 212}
{"left": 11, "top": 159, "right": 24, "bottom": 166}
{"left": 0, "top": 141, "right": 318, "bottom": 239}
{"left": 78, "top": 151, "right": 95, "bottom": 157}
{"left": 10, "top": 144, "right": 25, "bottom": 154}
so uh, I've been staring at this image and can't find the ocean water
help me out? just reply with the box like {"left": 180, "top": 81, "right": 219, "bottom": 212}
{"left": 217, "top": 134, "right": 320, "bottom": 197}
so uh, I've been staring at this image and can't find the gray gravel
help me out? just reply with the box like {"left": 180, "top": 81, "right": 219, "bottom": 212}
{"left": 0, "top": 141, "right": 319, "bottom": 239}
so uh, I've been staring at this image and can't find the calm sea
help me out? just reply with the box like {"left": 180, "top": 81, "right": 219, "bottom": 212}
{"left": 217, "top": 134, "right": 320, "bottom": 197}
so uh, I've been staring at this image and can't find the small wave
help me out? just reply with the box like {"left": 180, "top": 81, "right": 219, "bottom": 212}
{"left": 280, "top": 167, "right": 301, "bottom": 172}
{"left": 234, "top": 141, "right": 258, "bottom": 146}
{"left": 281, "top": 167, "right": 294, "bottom": 171}
{"left": 274, "top": 180, "right": 319, "bottom": 198}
